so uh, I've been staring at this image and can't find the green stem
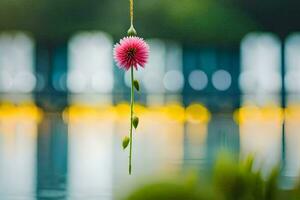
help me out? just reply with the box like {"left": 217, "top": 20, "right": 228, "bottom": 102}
{"left": 129, "top": 66, "right": 134, "bottom": 174}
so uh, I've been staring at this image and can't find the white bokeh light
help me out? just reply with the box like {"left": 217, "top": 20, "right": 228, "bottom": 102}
{"left": 14, "top": 71, "right": 36, "bottom": 93}
{"left": 68, "top": 32, "right": 113, "bottom": 94}
{"left": 212, "top": 70, "right": 232, "bottom": 91}
{"left": 0, "top": 70, "right": 13, "bottom": 92}
{"left": 91, "top": 71, "right": 113, "bottom": 93}
{"left": 142, "top": 39, "right": 166, "bottom": 94}
{"left": 188, "top": 70, "right": 208, "bottom": 91}
{"left": 240, "top": 33, "right": 281, "bottom": 105}
{"left": 142, "top": 40, "right": 183, "bottom": 105}
{"left": 0, "top": 32, "right": 36, "bottom": 93}
{"left": 67, "top": 70, "right": 88, "bottom": 93}
{"left": 163, "top": 70, "right": 184, "bottom": 92}
{"left": 285, "top": 34, "right": 300, "bottom": 94}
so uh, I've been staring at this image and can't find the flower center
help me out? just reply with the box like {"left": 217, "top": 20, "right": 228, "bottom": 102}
{"left": 127, "top": 48, "right": 136, "bottom": 59}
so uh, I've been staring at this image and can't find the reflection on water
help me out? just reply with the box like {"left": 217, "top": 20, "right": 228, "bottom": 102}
{"left": 0, "top": 102, "right": 299, "bottom": 198}
{"left": 237, "top": 106, "right": 283, "bottom": 174}
{"left": 0, "top": 103, "right": 41, "bottom": 199}
{"left": 37, "top": 112, "right": 67, "bottom": 199}
{"left": 67, "top": 106, "right": 114, "bottom": 199}
{"left": 284, "top": 106, "right": 300, "bottom": 184}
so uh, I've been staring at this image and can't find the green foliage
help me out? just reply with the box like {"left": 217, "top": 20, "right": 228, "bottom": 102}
{"left": 123, "top": 154, "right": 289, "bottom": 200}
{"left": 265, "top": 167, "right": 280, "bottom": 200}
{"left": 0, "top": 0, "right": 258, "bottom": 44}
{"left": 283, "top": 180, "right": 300, "bottom": 200}
{"left": 213, "top": 154, "right": 279, "bottom": 200}
{"left": 126, "top": 182, "right": 199, "bottom": 200}
{"left": 138, "top": 0, "right": 257, "bottom": 44}
{"left": 124, "top": 178, "right": 217, "bottom": 200}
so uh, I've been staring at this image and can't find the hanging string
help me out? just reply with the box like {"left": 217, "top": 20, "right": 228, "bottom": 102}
{"left": 130, "top": 0, "right": 134, "bottom": 26}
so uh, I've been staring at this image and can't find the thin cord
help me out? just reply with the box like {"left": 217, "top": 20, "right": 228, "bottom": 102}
{"left": 130, "top": 0, "right": 134, "bottom": 26}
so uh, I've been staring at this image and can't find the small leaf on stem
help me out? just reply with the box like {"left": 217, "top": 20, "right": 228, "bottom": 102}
{"left": 133, "top": 80, "right": 140, "bottom": 91}
{"left": 133, "top": 116, "right": 139, "bottom": 129}
{"left": 122, "top": 136, "right": 130, "bottom": 149}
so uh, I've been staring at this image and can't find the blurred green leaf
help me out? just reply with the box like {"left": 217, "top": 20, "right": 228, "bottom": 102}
{"left": 122, "top": 136, "right": 130, "bottom": 149}
{"left": 124, "top": 154, "right": 294, "bottom": 200}
{"left": 133, "top": 116, "right": 139, "bottom": 129}
{"left": 133, "top": 80, "right": 139, "bottom": 92}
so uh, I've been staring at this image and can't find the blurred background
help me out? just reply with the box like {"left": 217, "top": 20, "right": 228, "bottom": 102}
{"left": 0, "top": 0, "right": 300, "bottom": 199}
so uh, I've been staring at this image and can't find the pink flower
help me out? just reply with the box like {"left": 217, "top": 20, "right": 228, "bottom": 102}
{"left": 114, "top": 36, "right": 149, "bottom": 71}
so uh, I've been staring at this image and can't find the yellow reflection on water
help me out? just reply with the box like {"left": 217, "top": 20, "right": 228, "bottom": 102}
{"left": 235, "top": 105, "right": 283, "bottom": 173}
{"left": 64, "top": 103, "right": 210, "bottom": 197}
{"left": 185, "top": 104, "right": 210, "bottom": 169}
{"left": 65, "top": 105, "right": 115, "bottom": 199}
{"left": 285, "top": 105, "right": 300, "bottom": 178}
{"left": 0, "top": 103, "right": 40, "bottom": 199}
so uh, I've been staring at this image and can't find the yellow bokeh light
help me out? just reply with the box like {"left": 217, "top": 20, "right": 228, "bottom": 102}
{"left": 63, "top": 104, "right": 116, "bottom": 123}
{"left": 234, "top": 105, "right": 284, "bottom": 124}
{"left": 285, "top": 104, "right": 300, "bottom": 121}
{"left": 0, "top": 102, "right": 43, "bottom": 123}
{"left": 63, "top": 103, "right": 212, "bottom": 124}
{"left": 185, "top": 103, "right": 210, "bottom": 123}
